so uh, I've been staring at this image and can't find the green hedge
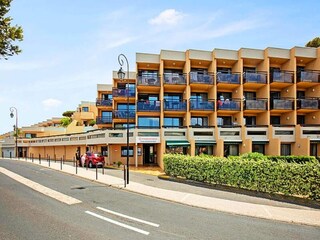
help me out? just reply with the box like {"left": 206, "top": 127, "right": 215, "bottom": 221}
{"left": 163, "top": 154, "right": 320, "bottom": 200}
{"left": 228, "top": 153, "right": 318, "bottom": 163}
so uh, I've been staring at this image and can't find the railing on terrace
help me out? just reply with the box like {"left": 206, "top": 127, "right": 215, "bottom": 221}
{"left": 113, "top": 110, "right": 136, "bottom": 119}
{"left": 137, "top": 73, "right": 160, "bottom": 86}
{"left": 270, "top": 70, "right": 294, "bottom": 83}
{"left": 189, "top": 99, "right": 215, "bottom": 111}
{"left": 96, "top": 98, "right": 112, "bottom": 107}
{"left": 112, "top": 88, "right": 135, "bottom": 97}
{"left": 270, "top": 98, "right": 294, "bottom": 110}
{"left": 137, "top": 100, "right": 161, "bottom": 112}
{"left": 243, "top": 71, "right": 267, "bottom": 84}
{"left": 244, "top": 99, "right": 268, "bottom": 110}
{"left": 189, "top": 72, "right": 214, "bottom": 84}
{"left": 217, "top": 98, "right": 241, "bottom": 111}
{"left": 297, "top": 70, "right": 320, "bottom": 83}
{"left": 162, "top": 125, "right": 187, "bottom": 128}
{"left": 163, "top": 100, "right": 187, "bottom": 111}
{"left": 163, "top": 73, "right": 187, "bottom": 85}
{"left": 96, "top": 116, "right": 112, "bottom": 124}
{"left": 216, "top": 72, "right": 241, "bottom": 84}
{"left": 297, "top": 98, "right": 319, "bottom": 109}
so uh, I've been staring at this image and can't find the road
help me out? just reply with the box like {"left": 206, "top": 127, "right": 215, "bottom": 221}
{"left": 0, "top": 159, "right": 319, "bottom": 240}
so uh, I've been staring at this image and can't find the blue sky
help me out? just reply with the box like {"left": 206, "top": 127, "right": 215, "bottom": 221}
{"left": 1, "top": 0, "right": 319, "bottom": 134}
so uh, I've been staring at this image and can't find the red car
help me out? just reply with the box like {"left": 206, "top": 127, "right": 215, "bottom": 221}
{"left": 85, "top": 152, "right": 105, "bottom": 168}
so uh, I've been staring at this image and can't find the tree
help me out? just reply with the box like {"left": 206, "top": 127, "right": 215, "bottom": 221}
{"left": 0, "top": 0, "right": 23, "bottom": 60}
{"left": 62, "top": 111, "right": 75, "bottom": 118}
{"left": 60, "top": 117, "right": 71, "bottom": 127}
{"left": 305, "top": 37, "right": 320, "bottom": 48}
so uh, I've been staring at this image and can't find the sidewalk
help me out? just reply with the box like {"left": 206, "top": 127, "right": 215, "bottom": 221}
{"left": 5, "top": 158, "right": 320, "bottom": 227}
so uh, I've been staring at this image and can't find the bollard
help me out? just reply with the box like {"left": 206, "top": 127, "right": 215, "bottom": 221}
{"left": 48, "top": 156, "right": 50, "bottom": 167}
{"left": 39, "top": 154, "right": 41, "bottom": 164}
{"left": 60, "top": 157, "right": 62, "bottom": 170}
{"left": 102, "top": 165, "right": 104, "bottom": 175}
{"left": 124, "top": 164, "right": 127, "bottom": 188}
{"left": 76, "top": 159, "right": 78, "bottom": 174}
{"left": 96, "top": 164, "right": 98, "bottom": 180}
{"left": 54, "top": 154, "right": 56, "bottom": 163}
{"left": 32, "top": 154, "right": 34, "bottom": 162}
{"left": 73, "top": 157, "right": 75, "bottom": 167}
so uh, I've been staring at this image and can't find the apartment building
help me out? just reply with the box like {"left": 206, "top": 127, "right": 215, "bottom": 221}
{"left": 3, "top": 46, "right": 320, "bottom": 168}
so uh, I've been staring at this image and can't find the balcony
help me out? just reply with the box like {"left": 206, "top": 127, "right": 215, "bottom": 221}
{"left": 297, "top": 98, "right": 319, "bottom": 110}
{"left": 137, "top": 100, "right": 161, "bottom": 112}
{"left": 112, "top": 88, "right": 135, "bottom": 98}
{"left": 137, "top": 73, "right": 160, "bottom": 86}
{"left": 217, "top": 99, "right": 241, "bottom": 111}
{"left": 96, "top": 116, "right": 112, "bottom": 124}
{"left": 216, "top": 72, "right": 240, "bottom": 84}
{"left": 113, "top": 110, "right": 136, "bottom": 119}
{"left": 164, "top": 100, "right": 187, "bottom": 111}
{"left": 270, "top": 70, "right": 294, "bottom": 83}
{"left": 243, "top": 71, "right": 267, "bottom": 84}
{"left": 189, "top": 99, "right": 215, "bottom": 111}
{"left": 244, "top": 99, "right": 268, "bottom": 111}
{"left": 270, "top": 99, "right": 294, "bottom": 110}
{"left": 297, "top": 70, "right": 320, "bottom": 83}
{"left": 163, "top": 73, "right": 187, "bottom": 85}
{"left": 189, "top": 72, "right": 214, "bottom": 84}
{"left": 96, "top": 98, "right": 112, "bottom": 107}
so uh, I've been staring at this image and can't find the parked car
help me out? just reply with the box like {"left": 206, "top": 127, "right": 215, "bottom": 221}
{"left": 85, "top": 152, "right": 105, "bottom": 168}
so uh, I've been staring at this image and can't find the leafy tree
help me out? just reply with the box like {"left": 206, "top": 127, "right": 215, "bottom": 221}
{"left": 305, "top": 37, "right": 320, "bottom": 48}
{"left": 89, "top": 120, "right": 96, "bottom": 126}
{"left": 62, "top": 111, "right": 75, "bottom": 118}
{"left": 0, "top": 0, "right": 23, "bottom": 60}
{"left": 60, "top": 117, "right": 71, "bottom": 127}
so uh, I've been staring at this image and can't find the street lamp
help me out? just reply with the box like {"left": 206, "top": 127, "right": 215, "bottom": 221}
{"left": 9, "top": 107, "right": 18, "bottom": 158}
{"left": 117, "top": 54, "right": 130, "bottom": 185}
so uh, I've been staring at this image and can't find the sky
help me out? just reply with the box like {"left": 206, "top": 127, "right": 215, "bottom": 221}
{"left": 1, "top": 0, "right": 320, "bottom": 134}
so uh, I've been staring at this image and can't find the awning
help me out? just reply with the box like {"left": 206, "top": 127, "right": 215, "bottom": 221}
{"left": 166, "top": 140, "right": 190, "bottom": 147}
{"left": 224, "top": 141, "right": 242, "bottom": 145}
{"left": 311, "top": 139, "right": 320, "bottom": 143}
{"left": 195, "top": 140, "right": 216, "bottom": 145}
{"left": 252, "top": 141, "right": 269, "bottom": 145}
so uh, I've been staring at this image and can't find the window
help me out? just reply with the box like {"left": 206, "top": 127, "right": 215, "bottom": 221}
{"left": 310, "top": 143, "right": 318, "bottom": 157}
{"left": 138, "top": 94, "right": 159, "bottom": 101}
{"left": 109, "top": 133, "right": 123, "bottom": 137}
{"left": 165, "top": 146, "right": 188, "bottom": 155}
{"left": 218, "top": 92, "right": 232, "bottom": 100}
{"left": 244, "top": 116, "right": 256, "bottom": 126}
{"left": 138, "top": 117, "right": 160, "bottom": 128}
{"left": 117, "top": 104, "right": 135, "bottom": 110}
{"left": 281, "top": 144, "right": 291, "bottom": 156}
{"left": 252, "top": 144, "right": 265, "bottom": 154}
{"left": 217, "top": 67, "right": 232, "bottom": 73}
{"left": 101, "top": 146, "right": 108, "bottom": 156}
{"left": 224, "top": 144, "right": 239, "bottom": 157}
{"left": 196, "top": 145, "right": 213, "bottom": 155}
{"left": 114, "top": 123, "right": 135, "bottom": 129}
{"left": 121, "top": 146, "right": 134, "bottom": 157}
{"left": 243, "top": 67, "right": 256, "bottom": 72}
{"left": 297, "top": 91, "right": 305, "bottom": 99}
{"left": 270, "top": 116, "right": 280, "bottom": 125}
{"left": 270, "top": 91, "right": 281, "bottom": 99}
{"left": 25, "top": 133, "right": 36, "bottom": 139}
{"left": 297, "top": 115, "right": 305, "bottom": 125}
{"left": 164, "top": 94, "right": 182, "bottom": 101}
{"left": 164, "top": 117, "right": 183, "bottom": 127}
{"left": 82, "top": 107, "right": 89, "bottom": 112}
{"left": 190, "top": 93, "right": 208, "bottom": 101}
{"left": 191, "top": 117, "right": 208, "bottom": 127}
{"left": 244, "top": 91, "right": 256, "bottom": 100}
{"left": 217, "top": 116, "right": 232, "bottom": 126}
{"left": 102, "top": 94, "right": 113, "bottom": 100}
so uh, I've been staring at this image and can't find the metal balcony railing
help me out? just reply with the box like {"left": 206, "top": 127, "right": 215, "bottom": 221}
{"left": 243, "top": 71, "right": 267, "bottom": 84}
{"left": 163, "top": 73, "right": 187, "bottom": 85}
{"left": 113, "top": 110, "right": 136, "bottom": 119}
{"left": 96, "top": 98, "right": 112, "bottom": 107}
{"left": 244, "top": 99, "right": 268, "bottom": 110}
{"left": 137, "top": 100, "right": 161, "bottom": 112}
{"left": 137, "top": 73, "right": 160, "bottom": 86}
{"left": 297, "top": 70, "right": 320, "bottom": 83}
{"left": 96, "top": 116, "right": 112, "bottom": 124}
{"left": 217, "top": 98, "right": 241, "bottom": 110}
{"left": 163, "top": 100, "right": 187, "bottom": 111}
{"left": 216, "top": 72, "right": 241, "bottom": 84}
{"left": 270, "top": 98, "right": 294, "bottom": 110}
{"left": 189, "top": 99, "right": 215, "bottom": 111}
{"left": 297, "top": 98, "right": 319, "bottom": 109}
{"left": 189, "top": 72, "right": 214, "bottom": 84}
{"left": 112, "top": 88, "right": 135, "bottom": 97}
{"left": 270, "top": 70, "right": 294, "bottom": 83}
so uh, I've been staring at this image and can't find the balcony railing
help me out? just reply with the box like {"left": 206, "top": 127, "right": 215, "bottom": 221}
{"left": 216, "top": 72, "right": 241, "bottom": 84}
{"left": 113, "top": 110, "right": 136, "bottom": 119}
{"left": 96, "top": 116, "right": 112, "bottom": 124}
{"left": 270, "top": 99, "right": 294, "bottom": 110}
{"left": 243, "top": 71, "right": 267, "bottom": 84}
{"left": 270, "top": 70, "right": 294, "bottom": 83}
{"left": 244, "top": 99, "right": 268, "bottom": 110}
{"left": 137, "top": 100, "right": 161, "bottom": 112}
{"left": 297, "top": 98, "right": 319, "bottom": 109}
{"left": 96, "top": 98, "right": 112, "bottom": 107}
{"left": 137, "top": 73, "right": 160, "bottom": 86}
{"left": 217, "top": 98, "right": 241, "bottom": 111}
{"left": 297, "top": 70, "right": 320, "bottom": 83}
{"left": 189, "top": 99, "right": 215, "bottom": 111}
{"left": 112, "top": 88, "right": 135, "bottom": 97}
{"left": 163, "top": 73, "right": 187, "bottom": 85}
{"left": 163, "top": 100, "right": 187, "bottom": 111}
{"left": 189, "top": 72, "right": 214, "bottom": 84}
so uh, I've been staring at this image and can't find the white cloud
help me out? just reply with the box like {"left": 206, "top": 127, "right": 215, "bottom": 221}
{"left": 149, "top": 9, "right": 185, "bottom": 26}
{"left": 42, "top": 98, "right": 62, "bottom": 110}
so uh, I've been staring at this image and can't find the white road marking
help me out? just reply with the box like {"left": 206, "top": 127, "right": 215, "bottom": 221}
{"left": 0, "top": 167, "right": 82, "bottom": 205}
{"left": 85, "top": 211, "right": 150, "bottom": 235}
{"left": 97, "top": 206, "right": 160, "bottom": 227}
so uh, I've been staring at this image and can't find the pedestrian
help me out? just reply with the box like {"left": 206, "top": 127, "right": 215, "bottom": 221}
{"left": 81, "top": 153, "right": 86, "bottom": 167}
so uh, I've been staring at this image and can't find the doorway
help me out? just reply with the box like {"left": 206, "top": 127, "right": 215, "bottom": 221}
{"left": 143, "top": 144, "right": 156, "bottom": 164}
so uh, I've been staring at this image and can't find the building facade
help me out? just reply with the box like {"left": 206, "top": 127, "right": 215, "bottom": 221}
{"left": 2, "top": 46, "right": 320, "bottom": 168}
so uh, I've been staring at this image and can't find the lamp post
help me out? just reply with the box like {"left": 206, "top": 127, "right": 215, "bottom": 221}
{"left": 9, "top": 107, "right": 18, "bottom": 158}
{"left": 117, "top": 54, "right": 130, "bottom": 185}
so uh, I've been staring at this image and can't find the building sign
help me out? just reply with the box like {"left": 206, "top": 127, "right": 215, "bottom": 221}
{"left": 136, "top": 137, "right": 160, "bottom": 143}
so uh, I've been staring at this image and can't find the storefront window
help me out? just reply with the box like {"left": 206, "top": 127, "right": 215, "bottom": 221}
{"left": 195, "top": 145, "right": 213, "bottom": 155}
{"left": 165, "top": 146, "right": 188, "bottom": 155}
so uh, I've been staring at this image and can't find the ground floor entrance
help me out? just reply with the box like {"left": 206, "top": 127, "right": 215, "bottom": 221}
{"left": 143, "top": 144, "right": 156, "bottom": 164}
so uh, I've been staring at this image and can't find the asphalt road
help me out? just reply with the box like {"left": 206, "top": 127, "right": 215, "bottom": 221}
{"left": 0, "top": 159, "right": 319, "bottom": 240}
